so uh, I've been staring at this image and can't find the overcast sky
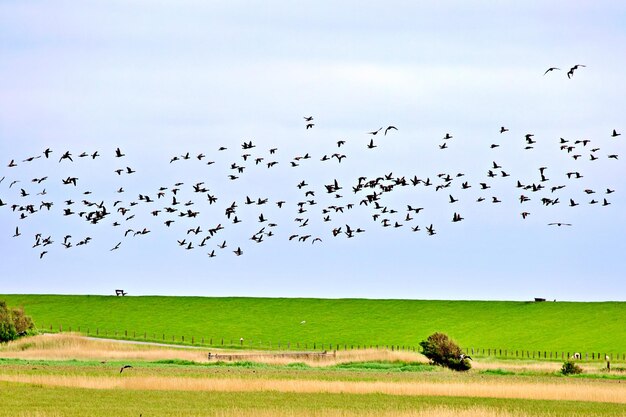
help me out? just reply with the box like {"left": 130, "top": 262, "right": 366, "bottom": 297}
{"left": 1, "top": 1, "right": 625, "bottom": 301}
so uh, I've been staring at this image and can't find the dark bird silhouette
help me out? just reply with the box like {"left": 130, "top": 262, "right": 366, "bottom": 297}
{"left": 115, "top": 147, "right": 125, "bottom": 158}
{"left": 303, "top": 116, "right": 313, "bottom": 121}
{"left": 233, "top": 247, "right": 243, "bottom": 256}
{"left": 59, "top": 151, "right": 73, "bottom": 162}
{"left": 500, "top": 126, "right": 509, "bottom": 133}
{"left": 543, "top": 67, "right": 560, "bottom": 75}
{"left": 120, "top": 365, "right": 132, "bottom": 373}
{"left": 368, "top": 127, "right": 383, "bottom": 135}
{"left": 43, "top": 148, "right": 52, "bottom": 158}
{"left": 612, "top": 129, "right": 621, "bottom": 137}
{"left": 305, "top": 123, "right": 314, "bottom": 129}
{"left": 384, "top": 126, "right": 397, "bottom": 135}
{"left": 548, "top": 222, "right": 572, "bottom": 227}
{"left": 567, "top": 64, "right": 586, "bottom": 79}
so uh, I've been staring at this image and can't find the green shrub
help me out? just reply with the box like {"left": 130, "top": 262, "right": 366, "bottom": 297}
{"left": 561, "top": 360, "right": 583, "bottom": 375}
{"left": 11, "top": 306, "right": 34, "bottom": 335}
{"left": 419, "top": 332, "right": 471, "bottom": 371}
{"left": 0, "top": 301, "right": 35, "bottom": 343}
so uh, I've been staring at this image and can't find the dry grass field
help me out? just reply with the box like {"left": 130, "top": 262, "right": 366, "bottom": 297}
{"left": 2, "top": 334, "right": 626, "bottom": 417}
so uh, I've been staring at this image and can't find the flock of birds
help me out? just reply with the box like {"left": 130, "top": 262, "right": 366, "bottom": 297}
{"left": 1, "top": 66, "right": 622, "bottom": 259}
{"left": 2, "top": 125, "right": 621, "bottom": 260}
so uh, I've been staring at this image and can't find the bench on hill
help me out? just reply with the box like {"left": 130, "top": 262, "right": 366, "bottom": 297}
{"left": 115, "top": 289, "right": 128, "bottom": 296}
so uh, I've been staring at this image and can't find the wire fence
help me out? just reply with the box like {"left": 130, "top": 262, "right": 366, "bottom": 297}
{"left": 41, "top": 323, "right": 625, "bottom": 361}
{"left": 41, "top": 323, "right": 418, "bottom": 352}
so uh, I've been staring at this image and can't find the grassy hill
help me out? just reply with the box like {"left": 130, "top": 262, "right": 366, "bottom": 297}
{"left": 2, "top": 295, "right": 625, "bottom": 354}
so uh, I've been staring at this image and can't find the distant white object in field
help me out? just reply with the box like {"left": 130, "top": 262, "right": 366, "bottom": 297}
{"left": 300, "top": 320, "right": 306, "bottom": 324}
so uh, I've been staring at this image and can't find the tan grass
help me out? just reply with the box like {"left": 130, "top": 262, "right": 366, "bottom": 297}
{"left": 472, "top": 358, "right": 618, "bottom": 374}
{"left": 2, "top": 374, "right": 625, "bottom": 404}
{"left": 0, "top": 333, "right": 424, "bottom": 365}
{"left": 3, "top": 334, "right": 620, "bottom": 376}
{"left": 7, "top": 407, "right": 561, "bottom": 417}
{"left": 232, "top": 348, "right": 426, "bottom": 366}
{"left": 0, "top": 333, "right": 210, "bottom": 362}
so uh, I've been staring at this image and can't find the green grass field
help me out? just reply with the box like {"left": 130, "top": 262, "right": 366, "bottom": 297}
{"left": 3, "top": 382, "right": 626, "bottom": 417}
{"left": 2, "top": 295, "right": 625, "bottom": 353}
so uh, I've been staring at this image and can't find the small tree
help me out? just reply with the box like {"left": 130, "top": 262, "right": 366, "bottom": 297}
{"left": 561, "top": 360, "right": 583, "bottom": 375}
{"left": 0, "top": 301, "right": 35, "bottom": 343}
{"left": 420, "top": 332, "right": 471, "bottom": 371}
{"left": 11, "top": 306, "right": 34, "bottom": 335}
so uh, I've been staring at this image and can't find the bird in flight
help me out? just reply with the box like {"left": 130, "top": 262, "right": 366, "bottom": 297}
{"left": 567, "top": 64, "right": 586, "bottom": 79}
{"left": 368, "top": 127, "right": 383, "bottom": 135}
{"left": 120, "top": 365, "right": 132, "bottom": 373}
{"left": 384, "top": 126, "right": 398, "bottom": 135}
{"left": 543, "top": 67, "right": 560, "bottom": 75}
{"left": 548, "top": 222, "right": 572, "bottom": 226}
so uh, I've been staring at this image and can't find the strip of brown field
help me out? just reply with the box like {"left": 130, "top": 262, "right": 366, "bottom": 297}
{"left": 1, "top": 374, "right": 625, "bottom": 404}
{"left": 0, "top": 334, "right": 422, "bottom": 365}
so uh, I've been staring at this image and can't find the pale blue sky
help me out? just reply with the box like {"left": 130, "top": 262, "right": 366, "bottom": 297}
{"left": 1, "top": 1, "right": 625, "bottom": 300}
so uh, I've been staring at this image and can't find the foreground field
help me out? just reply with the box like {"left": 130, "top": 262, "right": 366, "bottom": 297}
{"left": 3, "top": 294, "right": 626, "bottom": 353}
{"left": 1, "top": 334, "right": 626, "bottom": 416}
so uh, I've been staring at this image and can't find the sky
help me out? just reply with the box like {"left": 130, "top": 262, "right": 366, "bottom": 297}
{"left": 1, "top": 1, "right": 625, "bottom": 301}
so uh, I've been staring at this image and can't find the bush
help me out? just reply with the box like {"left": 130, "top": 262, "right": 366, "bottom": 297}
{"left": 419, "top": 332, "right": 471, "bottom": 371}
{"left": 0, "top": 301, "right": 35, "bottom": 343}
{"left": 561, "top": 360, "right": 583, "bottom": 375}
